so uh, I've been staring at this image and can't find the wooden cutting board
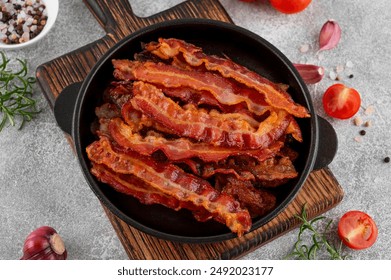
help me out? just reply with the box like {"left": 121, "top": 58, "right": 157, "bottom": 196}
{"left": 36, "top": 0, "right": 344, "bottom": 259}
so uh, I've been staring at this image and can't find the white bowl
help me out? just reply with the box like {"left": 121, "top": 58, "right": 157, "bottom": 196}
{"left": 0, "top": 0, "right": 59, "bottom": 49}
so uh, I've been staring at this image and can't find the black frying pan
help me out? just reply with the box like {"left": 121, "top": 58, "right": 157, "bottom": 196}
{"left": 53, "top": 18, "right": 337, "bottom": 243}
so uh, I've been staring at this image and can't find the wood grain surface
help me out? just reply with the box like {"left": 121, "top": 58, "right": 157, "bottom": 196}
{"left": 36, "top": 0, "right": 344, "bottom": 259}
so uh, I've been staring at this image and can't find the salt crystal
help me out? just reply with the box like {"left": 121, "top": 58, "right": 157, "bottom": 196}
{"left": 7, "top": 25, "right": 14, "bottom": 32}
{"left": 23, "top": 24, "right": 29, "bottom": 32}
{"left": 25, "top": 17, "right": 33, "bottom": 26}
{"left": 329, "top": 70, "right": 337, "bottom": 80}
{"left": 300, "top": 44, "right": 310, "bottom": 53}
{"left": 21, "top": 31, "right": 29, "bottom": 42}
{"left": 364, "top": 105, "right": 375, "bottom": 116}
{"left": 336, "top": 65, "right": 344, "bottom": 73}
{"left": 30, "top": 24, "right": 37, "bottom": 32}
{"left": 353, "top": 116, "right": 363, "bottom": 126}
{"left": 9, "top": 33, "right": 17, "bottom": 40}
{"left": 4, "top": 3, "right": 14, "bottom": 13}
{"left": 317, "top": 52, "right": 324, "bottom": 61}
{"left": 354, "top": 136, "right": 362, "bottom": 143}
{"left": 346, "top": 61, "right": 354, "bottom": 68}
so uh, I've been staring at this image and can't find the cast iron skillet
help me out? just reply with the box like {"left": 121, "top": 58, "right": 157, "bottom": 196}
{"left": 54, "top": 19, "right": 337, "bottom": 243}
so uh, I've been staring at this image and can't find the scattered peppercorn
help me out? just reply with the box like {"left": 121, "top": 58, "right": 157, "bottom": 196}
{"left": 384, "top": 157, "right": 390, "bottom": 163}
{"left": 359, "top": 130, "right": 366, "bottom": 136}
{"left": 349, "top": 74, "right": 354, "bottom": 78}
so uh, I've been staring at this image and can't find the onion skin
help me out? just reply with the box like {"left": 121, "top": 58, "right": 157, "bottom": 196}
{"left": 20, "top": 226, "right": 67, "bottom": 260}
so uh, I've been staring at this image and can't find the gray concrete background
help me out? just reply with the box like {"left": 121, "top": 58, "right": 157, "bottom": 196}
{"left": 0, "top": 0, "right": 390, "bottom": 259}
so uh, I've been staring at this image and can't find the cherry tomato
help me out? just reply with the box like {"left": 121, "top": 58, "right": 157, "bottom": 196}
{"left": 322, "top": 84, "right": 361, "bottom": 119}
{"left": 270, "top": 0, "right": 312, "bottom": 14}
{"left": 338, "top": 211, "right": 378, "bottom": 250}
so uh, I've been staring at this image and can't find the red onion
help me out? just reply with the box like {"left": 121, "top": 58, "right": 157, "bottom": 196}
{"left": 20, "top": 226, "right": 67, "bottom": 260}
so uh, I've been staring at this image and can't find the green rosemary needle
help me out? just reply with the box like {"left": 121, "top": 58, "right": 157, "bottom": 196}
{"left": 0, "top": 51, "right": 40, "bottom": 132}
{"left": 286, "top": 205, "right": 349, "bottom": 260}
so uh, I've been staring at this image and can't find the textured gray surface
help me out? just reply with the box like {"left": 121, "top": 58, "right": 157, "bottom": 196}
{"left": 0, "top": 0, "right": 390, "bottom": 260}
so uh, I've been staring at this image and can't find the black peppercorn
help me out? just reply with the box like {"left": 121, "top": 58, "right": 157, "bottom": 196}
{"left": 349, "top": 74, "right": 354, "bottom": 78}
{"left": 384, "top": 157, "right": 390, "bottom": 163}
{"left": 359, "top": 130, "right": 366, "bottom": 136}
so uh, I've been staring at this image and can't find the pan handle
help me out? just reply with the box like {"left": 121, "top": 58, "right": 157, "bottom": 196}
{"left": 53, "top": 82, "right": 82, "bottom": 136}
{"left": 82, "top": 0, "right": 232, "bottom": 37}
{"left": 313, "top": 116, "right": 338, "bottom": 170}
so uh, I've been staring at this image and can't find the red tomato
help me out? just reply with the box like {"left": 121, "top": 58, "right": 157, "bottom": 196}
{"left": 322, "top": 84, "right": 361, "bottom": 119}
{"left": 270, "top": 0, "right": 312, "bottom": 14}
{"left": 338, "top": 211, "right": 378, "bottom": 250}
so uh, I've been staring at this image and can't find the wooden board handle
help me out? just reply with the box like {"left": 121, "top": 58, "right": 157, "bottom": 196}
{"left": 82, "top": 0, "right": 232, "bottom": 39}
{"left": 83, "top": 0, "right": 134, "bottom": 34}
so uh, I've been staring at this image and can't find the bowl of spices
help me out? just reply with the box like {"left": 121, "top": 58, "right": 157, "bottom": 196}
{"left": 0, "top": 0, "right": 58, "bottom": 49}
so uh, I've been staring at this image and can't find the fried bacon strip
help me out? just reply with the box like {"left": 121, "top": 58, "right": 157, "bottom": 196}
{"left": 112, "top": 59, "right": 270, "bottom": 116}
{"left": 130, "top": 81, "right": 292, "bottom": 149}
{"left": 252, "top": 156, "right": 298, "bottom": 187}
{"left": 144, "top": 38, "right": 310, "bottom": 118}
{"left": 160, "top": 86, "right": 261, "bottom": 128}
{"left": 91, "top": 163, "right": 214, "bottom": 222}
{"left": 217, "top": 176, "right": 276, "bottom": 218}
{"left": 201, "top": 153, "right": 298, "bottom": 188}
{"left": 86, "top": 137, "right": 252, "bottom": 236}
{"left": 109, "top": 117, "right": 283, "bottom": 162}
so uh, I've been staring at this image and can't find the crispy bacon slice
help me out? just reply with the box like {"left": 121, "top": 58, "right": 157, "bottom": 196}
{"left": 162, "top": 86, "right": 221, "bottom": 108}
{"left": 251, "top": 156, "right": 298, "bottom": 187}
{"left": 144, "top": 38, "right": 310, "bottom": 118}
{"left": 159, "top": 86, "right": 261, "bottom": 129}
{"left": 202, "top": 152, "right": 298, "bottom": 188}
{"left": 86, "top": 137, "right": 252, "bottom": 236}
{"left": 130, "top": 81, "right": 292, "bottom": 149}
{"left": 202, "top": 166, "right": 256, "bottom": 181}
{"left": 286, "top": 118, "right": 303, "bottom": 142}
{"left": 91, "top": 163, "right": 214, "bottom": 222}
{"left": 112, "top": 59, "right": 270, "bottom": 116}
{"left": 95, "top": 103, "right": 121, "bottom": 119}
{"left": 217, "top": 176, "right": 277, "bottom": 218}
{"left": 121, "top": 102, "right": 176, "bottom": 135}
{"left": 109, "top": 117, "right": 283, "bottom": 162}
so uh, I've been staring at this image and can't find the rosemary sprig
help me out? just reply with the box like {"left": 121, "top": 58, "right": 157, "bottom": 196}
{"left": 286, "top": 205, "right": 349, "bottom": 260}
{"left": 0, "top": 51, "right": 40, "bottom": 132}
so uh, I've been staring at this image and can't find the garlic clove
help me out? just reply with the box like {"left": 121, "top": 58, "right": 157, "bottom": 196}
{"left": 293, "top": 63, "right": 325, "bottom": 84}
{"left": 319, "top": 19, "right": 342, "bottom": 51}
